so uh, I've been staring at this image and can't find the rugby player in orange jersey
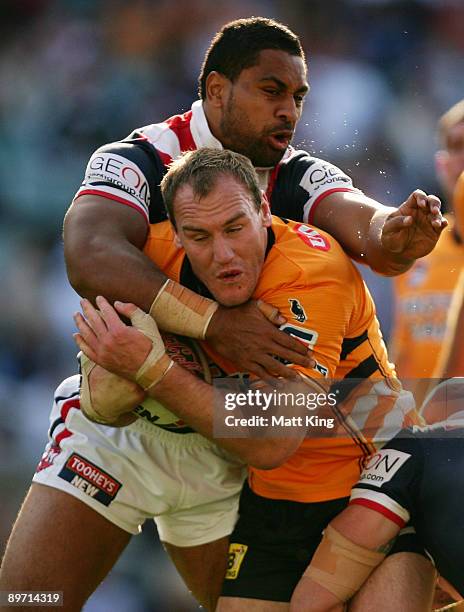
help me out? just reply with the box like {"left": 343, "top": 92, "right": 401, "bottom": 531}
{"left": 73, "top": 149, "right": 435, "bottom": 611}
{"left": 390, "top": 100, "right": 464, "bottom": 412}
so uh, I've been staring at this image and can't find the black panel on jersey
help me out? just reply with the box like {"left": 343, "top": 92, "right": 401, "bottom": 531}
{"left": 329, "top": 355, "right": 380, "bottom": 405}
{"left": 270, "top": 151, "right": 316, "bottom": 222}
{"left": 97, "top": 138, "right": 168, "bottom": 223}
{"left": 340, "top": 331, "right": 369, "bottom": 360}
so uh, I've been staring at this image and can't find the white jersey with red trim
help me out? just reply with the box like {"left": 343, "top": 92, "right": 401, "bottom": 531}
{"left": 73, "top": 100, "right": 361, "bottom": 225}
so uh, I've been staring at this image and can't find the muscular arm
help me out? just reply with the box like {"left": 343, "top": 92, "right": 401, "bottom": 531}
{"left": 64, "top": 195, "right": 163, "bottom": 308}
{"left": 313, "top": 190, "right": 446, "bottom": 276}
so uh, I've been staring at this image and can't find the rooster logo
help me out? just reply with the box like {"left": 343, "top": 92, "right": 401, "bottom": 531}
{"left": 288, "top": 298, "right": 307, "bottom": 323}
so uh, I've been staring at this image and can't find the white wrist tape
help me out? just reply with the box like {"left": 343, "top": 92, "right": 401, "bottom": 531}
{"left": 149, "top": 279, "right": 218, "bottom": 339}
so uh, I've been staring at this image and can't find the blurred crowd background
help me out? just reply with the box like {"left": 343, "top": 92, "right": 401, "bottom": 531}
{"left": 1, "top": 0, "right": 463, "bottom": 609}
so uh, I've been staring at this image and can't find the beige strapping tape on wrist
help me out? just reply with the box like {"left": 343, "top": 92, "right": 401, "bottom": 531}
{"left": 149, "top": 279, "right": 218, "bottom": 339}
{"left": 79, "top": 352, "right": 116, "bottom": 425}
{"left": 304, "top": 524, "right": 386, "bottom": 602}
{"left": 130, "top": 306, "right": 174, "bottom": 391}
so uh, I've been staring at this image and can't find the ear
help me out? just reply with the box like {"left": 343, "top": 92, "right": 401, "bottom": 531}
{"left": 260, "top": 192, "right": 272, "bottom": 227}
{"left": 205, "top": 71, "right": 231, "bottom": 108}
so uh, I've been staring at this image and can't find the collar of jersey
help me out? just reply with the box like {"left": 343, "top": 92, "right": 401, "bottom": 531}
{"left": 190, "top": 100, "right": 223, "bottom": 150}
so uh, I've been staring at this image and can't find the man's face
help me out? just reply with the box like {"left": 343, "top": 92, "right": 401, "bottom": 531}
{"left": 173, "top": 175, "right": 271, "bottom": 306}
{"left": 218, "top": 49, "right": 308, "bottom": 167}
{"left": 436, "top": 121, "right": 464, "bottom": 200}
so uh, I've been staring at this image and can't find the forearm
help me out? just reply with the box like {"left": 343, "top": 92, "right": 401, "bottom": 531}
{"left": 150, "top": 364, "right": 301, "bottom": 469}
{"left": 313, "top": 193, "right": 405, "bottom": 275}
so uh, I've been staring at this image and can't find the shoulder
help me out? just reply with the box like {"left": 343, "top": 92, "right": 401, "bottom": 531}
{"left": 271, "top": 148, "right": 361, "bottom": 223}
{"left": 264, "top": 217, "right": 361, "bottom": 286}
{"left": 129, "top": 109, "right": 196, "bottom": 162}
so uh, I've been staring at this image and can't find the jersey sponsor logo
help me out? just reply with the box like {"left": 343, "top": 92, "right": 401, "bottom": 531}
{"left": 225, "top": 543, "right": 248, "bottom": 580}
{"left": 84, "top": 153, "right": 150, "bottom": 208}
{"left": 58, "top": 453, "right": 122, "bottom": 506}
{"left": 300, "top": 160, "right": 351, "bottom": 190}
{"left": 358, "top": 449, "right": 411, "bottom": 487}
{"left": 288, "top": 298, "right": 307, "bottom": 323}
{"left": 294, "top": 224, "right": 330, "bottom": 251}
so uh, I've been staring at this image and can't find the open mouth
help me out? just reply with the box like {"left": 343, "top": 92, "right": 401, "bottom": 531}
{"left": 217, "top": 269, "right": 243, "bottom": 282}
{"left": 268, "top": 131, "right": 293, "bottom": 150}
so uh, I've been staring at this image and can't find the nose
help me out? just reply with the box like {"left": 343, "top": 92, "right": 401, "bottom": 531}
{"left": 276, "top": 94, "right": 299, "bottom": 125}
{"left": 212, "top": 237, "right": 234, "bottom": 264}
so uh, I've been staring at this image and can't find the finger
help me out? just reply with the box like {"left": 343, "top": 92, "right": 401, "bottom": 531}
{"left": 426, "top": 194, "right": 442, "bottom": 215}
{"left": 244, "top": 361, "right": 277, "bottom": 384}
{"left": 114, "top": 301, "right": 139, "bottom": 318}
{"left": 252, "top": 355, "right": 297, "bottom": 386}
{"left": 254, "top": 354, "right": 301, "bottom": 380}
{"left": 95, "top": 295, "right": 126, "bottom": 331}
{"left": 411, "top": 189, "right": 428, "bottom": 208}
{"left": 269, "top": 328, "right": 314, "bottom": 358}
{"left": 73, "top": 333, "right": 97, "bottom": 362}
{"left": 80, "top": 298, "right": 108, "bottom": 334}
{"left": 382, "top": 215, "right": 413, "bottom": 234}
{"left": 74, "top": 311, "right": 98, "bottom": 344}
{"left": 256, "top": 299, "right": 286, "bottom": 325}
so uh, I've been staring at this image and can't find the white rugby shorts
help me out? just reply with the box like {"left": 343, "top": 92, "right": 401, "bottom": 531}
{"left": 33, "top": 375, "right": 246, "bottom": 546}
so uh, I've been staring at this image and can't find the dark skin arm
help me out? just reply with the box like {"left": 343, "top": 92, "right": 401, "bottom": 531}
{"left": 64, "top": 195, "right": 311, "bottom": 380}
{"left": 313, "top": 189, "right": 446, "bottom": 276}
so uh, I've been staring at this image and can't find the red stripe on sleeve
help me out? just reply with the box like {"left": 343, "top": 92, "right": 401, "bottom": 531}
{"left": 61, "top": 398, "right": 80, "bottom": 421}
{"left": 349, "top": 497, "right": 406, "bottom": 527}
{"left": 307, "top": 188, "right": 357, "bottom": 224}
{"left": 74, "top": 190, "right": 149, "bottom": 223}
{"left": 55, "top": 429, "right": 73, "bottom": 446}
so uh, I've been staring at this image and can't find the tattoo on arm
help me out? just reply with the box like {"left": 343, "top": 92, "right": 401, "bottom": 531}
{"left": 376, "top": 537, "right": 397, "bottom": 555}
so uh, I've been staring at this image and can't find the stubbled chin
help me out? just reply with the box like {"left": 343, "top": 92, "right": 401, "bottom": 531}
{"left": 214, "top": 287, "right": 251, "bottom": 307}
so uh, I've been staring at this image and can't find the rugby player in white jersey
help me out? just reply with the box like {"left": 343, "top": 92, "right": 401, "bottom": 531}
{"left": 0, "top": 17, "right": 445, "bottom": 612}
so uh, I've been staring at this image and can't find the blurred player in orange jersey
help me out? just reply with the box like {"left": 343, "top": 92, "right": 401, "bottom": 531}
{"left": 390, "top": 100, "right": 464, "bottom": 413}
{"left": 434, "top": 170, "right": 464, "bottom": 385}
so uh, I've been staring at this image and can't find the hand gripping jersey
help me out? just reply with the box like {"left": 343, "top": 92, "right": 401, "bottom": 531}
{"left": 73, "top": 100, "right": 361, "bottom": 225}
{"left": 144, "top": 216, "right": 420, "bottom": 503}
{"left": 391, "top": 218, "right": 464, "bottom": 381}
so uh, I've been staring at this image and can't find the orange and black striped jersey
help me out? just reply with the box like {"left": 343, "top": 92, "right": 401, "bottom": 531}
{"left": 391, "top": 217, "right": 464, "bottom": 381}
{"left": 144, "top": 216, "right": 419, "bottom": 502}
